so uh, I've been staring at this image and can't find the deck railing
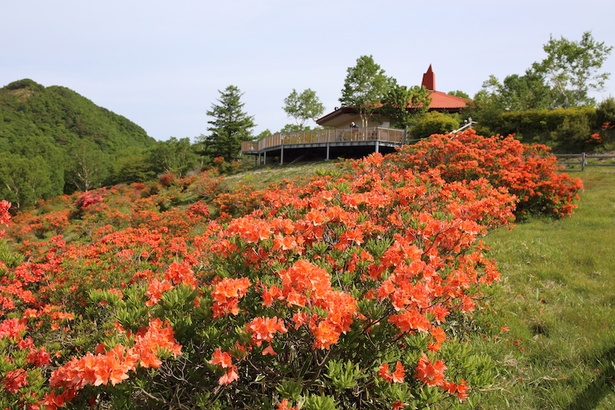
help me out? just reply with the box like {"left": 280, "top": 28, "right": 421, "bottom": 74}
{"left": 241, "top": 127, "right": 406, "bottom": 153}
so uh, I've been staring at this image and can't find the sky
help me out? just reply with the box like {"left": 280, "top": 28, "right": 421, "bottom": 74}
{"left": 2, "top": 0, "right": 614, "bottom": 141}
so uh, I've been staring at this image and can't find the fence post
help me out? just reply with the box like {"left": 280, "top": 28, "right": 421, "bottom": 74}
{"left": 582, "top": 152, "right": 586, "bottom": 172}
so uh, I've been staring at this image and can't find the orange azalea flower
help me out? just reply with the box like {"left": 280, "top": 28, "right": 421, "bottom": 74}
{"left": 428, "top": 326, "right": 447, "bottom": 352}
{"left": 0, "top": 318, "right": 27, "bottom": 340}
{"left": 262, "top": 344, "right": 277, "bottom": 356}
{"left": 209, "top": 348, "right": 239, "bottom": 385}
{"left": 311, "top": 320, "right": 340, "bottom": 350}
{"left": 218, "top": 365, "right": 239, "bottom": 385}
{"left": 211, "top": 277, "right": 251, "bottom": 318}
{"left": 291, "top": 311, "right": 309, "bottom": 329}
{"left": 164, "top": 261, "right": 197, "bottom": 289}
{"left": 145, "top": 278, "right": 173, "bottom": 307}
{"left": 227, "top": 217, "right": 272, "bottom": 243}
{"left": 2, "top": 368, "right": 28, "bottom": 393}
{"left": 26, "top": 346, "right": 51, "bottom": 367}
{"left": 305, "top": 210, "right": 328, "bottom": 226}
{"left": 445, "top": 379, "right": 469, "bottom": 401}
{"left": 388, "top": 310, "right": 431, "bottom": 334}
{"left": 378, "top": 363, "right": 393, "bottom": 382}
{"left": 415, "top": 354, "right": 447, "bottom": 387}
{"left": 209, "top": 348, "right": 233, "bottom": 369}
{"left": 392, "top": 400, "right": 405, "bottom": 410}
{"left": 246, "top": 316, "right": 287, "bottom": 347}
{"left": 277, "top": 399, "right": 299, "bottom": 410}
{"left": 378, "top": 361, "right": 405, "bottom": 383}
{"left": 261, "top": 284, "right": 283, "bottom": 307}
{"left": 272, "top": 234, "right": 299, "bottom": 252}
{"left": 392, "top": 361, "right": 405, "bottom": 383}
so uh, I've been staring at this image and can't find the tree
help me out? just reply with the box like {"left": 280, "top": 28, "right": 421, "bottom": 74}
{"left": 382, "top": 84, "right": 430, "bottom": 128}
{"left": 108, "top": 154, "right": 156, "bottom": 185}
{"left": 480, "top": 71, "right": 554, "bottom": 111}
{"left": 200, "top": 85, "right": 256, "bottom": 162}
{"left": 448, "top": 90, "right": 470, "bottom": 99}
{"left": 65, "top": 141, "right": 111, "bottom": 192}
{"left": 596, "top": 97, "right": 615, "bottom": 126}
{"left": 283, "top": 89, "right": 325, "bottom": 130}
{"left": 532, "top": 31, "right": 612, "bottom": 107}
{"left": 0, "top": 154, "right": 53, "bottom": 209}
{"left": 148, "top": 137, "right": 200, "bottom": 177}
{"left": 339, "top": 55, "right": 394, "bottom": 127}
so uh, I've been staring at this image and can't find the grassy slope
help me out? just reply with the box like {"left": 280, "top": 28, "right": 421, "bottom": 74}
{"left": 477, "top": 168, "right": 615, "bottom": 409}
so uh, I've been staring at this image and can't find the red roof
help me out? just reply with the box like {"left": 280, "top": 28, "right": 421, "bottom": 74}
{"left": 417, "top": 64, "right": 469, "bottom": 110}
{"left": 424, "top": 90, "right": 470, "bottom": 110}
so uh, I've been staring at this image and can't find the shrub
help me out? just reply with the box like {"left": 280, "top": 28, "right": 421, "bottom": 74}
{"left": 498, "top": 107, "right": 597, "bottom": 151}
{"left": 73, "top": 189, "right": 105, "bottom": 211}
{"left": 392, "top": 129, "right": 583, "bottom": 218}
{"left": 410, "top": 112, "right": 460, "bottom": 140}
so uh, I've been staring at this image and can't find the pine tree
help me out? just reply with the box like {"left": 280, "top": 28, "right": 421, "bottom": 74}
{"left": 201, "top": 85, "right": 255, "bottom": 162}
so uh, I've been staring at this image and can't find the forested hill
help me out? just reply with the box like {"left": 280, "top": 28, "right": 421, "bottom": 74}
{"left": 0, "top": 79, "right": 157, "bottom": 209}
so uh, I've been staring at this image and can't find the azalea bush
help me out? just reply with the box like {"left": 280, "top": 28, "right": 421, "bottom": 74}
{"left": 0, "top": 132, "right": 582, "bottom": 409}
{"left": 392, "top": 129, "right": 583, "bottom": 217}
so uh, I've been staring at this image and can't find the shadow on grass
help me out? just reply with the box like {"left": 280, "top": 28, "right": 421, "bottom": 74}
{"left": 568, "top": 346, "right": 615, "bottom": 410}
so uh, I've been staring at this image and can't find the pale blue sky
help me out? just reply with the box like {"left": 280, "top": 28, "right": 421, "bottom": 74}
{"left": 2, "top": 0, "right": 614, "bottom": 140}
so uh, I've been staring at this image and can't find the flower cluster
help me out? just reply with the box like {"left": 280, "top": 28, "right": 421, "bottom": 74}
{"left": 0, "top": 199, "right": 10, "bottom": 238}
{"left": 391, "top": 129, "right": 583, "bottom": 217}
{"left": 0, "top": 131, "right": 582, "bottom": 409}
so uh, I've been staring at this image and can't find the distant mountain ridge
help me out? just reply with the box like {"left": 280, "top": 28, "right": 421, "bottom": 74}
{"left": 0, "top": 79, "right": 156, "bottom": 208}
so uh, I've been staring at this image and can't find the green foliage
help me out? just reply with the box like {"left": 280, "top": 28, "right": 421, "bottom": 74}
{"left": 0, "top": 79, "right": 156, "bottom": 200}
{"left": 596, "top": 97, "right": 615, "bottom": 126}
{"left": 325, "top": 359, "right": 364, "bottom": 391}
{"left": 410, "top": 111, "right": 460, "bottom": 139}
{"left": 148, "top": 137, "right": 201, "bottom": 177}
{"left": 108, "top": 153, "right": 156, "bottom": 185}
{"left": 339, "top": 55, "right": 394, "bottom": 127}
{"left": 532, "top": 31, "right": 613, "bottom": 108}
{"left": 283, "top": 88, "right": 325, "bottom": 130}
{"left": 479, "top": 71, "right": 554, "bottom": 111}
{"left": 0, "top": 153, "right": 53, "bottom": 209}
{"left": 477, "top": 32, "right": 612, "bottom": 113}
{"left": 302, "top": 394, "right": 339, "bottom": 410}
{"left": 496, "top": 107, "right": 596, "bottom": 151}
{"left": 65, "top": 140, "right": 112, "bottom": 192}
{"left": 470, "top": 32, "right": 612, "bottom": 146}
{"left": 448, "top": 90, "right": 470, "bottom": 99}
{"left": 382, "top": 84, "right": 430, "bottom": 128}
{"left": 199, "top": 85, "right": 256, "bottom": 162}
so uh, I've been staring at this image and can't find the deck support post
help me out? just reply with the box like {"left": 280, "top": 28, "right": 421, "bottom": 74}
{"left": 326, "top": 144, "right": 330, "bottom": 161}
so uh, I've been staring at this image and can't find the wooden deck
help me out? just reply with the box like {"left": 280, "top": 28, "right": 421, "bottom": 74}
{"left": 241, "top": 127, "right": 407, "bottom": 164}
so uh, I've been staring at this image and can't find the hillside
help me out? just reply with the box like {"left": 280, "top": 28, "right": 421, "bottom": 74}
{"left": 0, "top": 79, "right": 156, "bottom": 208}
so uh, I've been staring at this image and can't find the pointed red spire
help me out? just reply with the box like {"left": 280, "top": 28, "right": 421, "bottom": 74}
{"left": 421, "top": 64, "right": 435, "bottom": 91}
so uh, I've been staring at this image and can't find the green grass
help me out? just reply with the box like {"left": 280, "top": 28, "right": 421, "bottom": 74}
{"left": 474, "top": 168, "right": 615, "bottom": 409}
{"left": 225, "top": 160, "right": 341, "bottom": 190}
